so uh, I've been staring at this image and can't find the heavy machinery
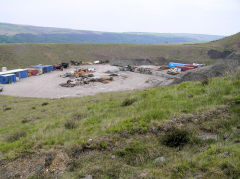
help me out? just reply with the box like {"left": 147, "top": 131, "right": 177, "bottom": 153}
{"left": 53, "top": 63, "right": 69, "bottom": 70}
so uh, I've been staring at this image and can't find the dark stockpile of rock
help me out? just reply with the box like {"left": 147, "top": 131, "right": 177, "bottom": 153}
{"left": 172, "top": 59, "right": 240, "bottom": 84}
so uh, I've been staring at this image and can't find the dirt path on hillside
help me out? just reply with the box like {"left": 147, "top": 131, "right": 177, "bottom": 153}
{"left": 0, "top": 65, "right": 172, "bottom": 98}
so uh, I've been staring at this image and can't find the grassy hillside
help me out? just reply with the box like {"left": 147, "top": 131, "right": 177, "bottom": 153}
{"left": 210, "top": 32, "right": 240, "bottom": 53}
{"left": 0, "top": 72, "right": 239, "bottom": 178}
{"left": 0, "top": 23, "right": 223, "bottom": 44}
{"left": 0, "top": 23, "right": 96, "bottom": 35}
{"left": 0, "top": 43, "right": 221, "bottom": 69}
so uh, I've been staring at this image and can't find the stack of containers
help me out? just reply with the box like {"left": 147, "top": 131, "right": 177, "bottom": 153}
{"left": 32, "top": 65, "right": 54, "bottom": 74}
{"left": 0, "top": 74, "right": 17, "bottom": 84}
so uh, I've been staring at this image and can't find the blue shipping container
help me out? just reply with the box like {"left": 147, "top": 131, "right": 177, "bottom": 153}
{"left": 0, "top": 74, "right": 17, "bottom": 84}
{"left": 33, "top": 65, "right": 53, "bottom": 73}
{"left": 19, "top": 70, "right": 28, "bottom": 78}
{"left": 43, "top": 65, "right": 54, "bottom": 73}
{"left": 13, "top": 70, "right": 28, "bottom": 79}
{"left": 169, "top": 62, "right": 186, "bottom": 68}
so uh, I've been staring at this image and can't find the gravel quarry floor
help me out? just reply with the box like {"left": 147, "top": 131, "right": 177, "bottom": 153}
{"left": 0, "top": 64, "right": 173, "bottom": 98}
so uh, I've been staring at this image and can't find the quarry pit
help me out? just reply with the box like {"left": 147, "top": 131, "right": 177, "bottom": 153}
{"left": 0, "top": 64, "right": 173, "bottom": 98}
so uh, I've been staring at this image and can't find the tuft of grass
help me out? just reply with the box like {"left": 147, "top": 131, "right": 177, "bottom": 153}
{"left": 64, "top": 120, "right": 77, "bottom": 129}
{"left": 116, "top": 141, "right": 144, "bottom": 157}
{"left": 72, "top": 112, "right": 88, "bottom": 121}
{"left": 121, "top": 98, "right": 137, "bottom": 107}
{"left": 6, "top": 130, "right": 26, "bottom": 142}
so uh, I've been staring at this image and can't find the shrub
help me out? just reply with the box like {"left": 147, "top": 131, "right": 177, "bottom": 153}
{"left": 201, "top": 78, "right": 209, "bottom": 86}
{"left": 235, "top": 96, "right": 240, "bottom": 104}
{"left": 162, "top": 128, "right": 191, "bottom": 147}
{"left": 21, "top": 119, "right": 31, "bottom": 123}
{"left": 64, "top": 120, "right": 77, "bottom": 129}
{"left": 121, "top": 98, "right": 137, "bottom": 107}
{"left": 3, "top": 107, "right": 12, "bottom": 111}
{"left": 6, "top": 130, "right": 26, "bottom": 142}
{"left": 42, "top": 102, "right": 49, "bottom": 106}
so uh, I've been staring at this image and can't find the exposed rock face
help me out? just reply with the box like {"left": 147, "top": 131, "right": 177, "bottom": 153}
{"left": 0, "top": 151, "right": 70, "bottom": 178}
{"left": 207, "top": 49, "right": 232, "bottom": 59}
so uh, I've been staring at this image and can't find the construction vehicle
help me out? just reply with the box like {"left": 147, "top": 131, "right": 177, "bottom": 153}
{"left": 53, "top": 63, "right": 69, "bottom": 70}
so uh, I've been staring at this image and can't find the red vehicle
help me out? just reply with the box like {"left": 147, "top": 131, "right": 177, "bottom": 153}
{"left": 27, "top": 68, "right": 39, "bottom": 76}
{"left": 176, "top": 66, "right": 196, "bottom": 71}
{"left": 185, "top": 64, "right": 198, "bottom": 69}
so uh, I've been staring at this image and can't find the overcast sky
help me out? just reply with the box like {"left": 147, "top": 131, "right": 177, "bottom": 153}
{"left": 1, "top": 0, "right": 240, "bottom": 35}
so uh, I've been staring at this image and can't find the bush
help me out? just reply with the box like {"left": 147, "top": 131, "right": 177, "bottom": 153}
{"left": 121, "top": 98, "right": 137, "bottom": 107}
{"left": 42, "top": 102, "right": 49, "bottom": 106}
{"left": 64, "top": 120, "right": 77, "bottom": 129}
{"left": 162, "top": 128, "right": 191, "bottom": 147}
{"left": 201, "top": 78, "right": 209, "bottom": 86}
{"left": 235, "top": 96, "right": 240, "bottom": 104}
{"left": 21, "top": 119, "right": 31, "bottom": 123}
{"left": 6, "top": 130, "right": 26, "bottom": 142}
{"left": 3, "top": 107, "right": 12, "bottom": 111}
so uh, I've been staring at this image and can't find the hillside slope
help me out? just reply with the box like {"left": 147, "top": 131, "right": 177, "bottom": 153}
{"left": 0, "top": 73, "right": 239, "bottom": 178}
{"left": 210, "top": 32, "right": 240, "bottom": 53}
{"left": 1, "top": 31, "right": 240, "bottom": 69}
{"left": 0, "top": 23, "right": 223, "bottom": 44}
{"left": 0, "top": 43, "right": 221, "bottom": 69}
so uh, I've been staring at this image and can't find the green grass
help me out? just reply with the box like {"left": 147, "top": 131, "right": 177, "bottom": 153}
{"left": 210, "top": 32, "right": 240, "bottom": 52}
{"left": 0, "top": 71, "right": 240, "bottom": 178}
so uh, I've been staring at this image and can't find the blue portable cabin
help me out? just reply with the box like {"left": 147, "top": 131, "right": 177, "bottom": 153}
{"left": 168, "top": 62, "right": 186, "bottom": 68}
{"left": 15, "top": 69, "right": 28, "bottom": 78}
{"left": 32, "top": 65, "right": 53, "bottom": 74}
{"left": 43, "top": 65, "right": 51, "bottom": 73}
{"left": 0, "top": 69, "right": 28, "bottom": 79}
{"left": 44, "top": 65, "right": 54, "bottom": 73}
{"left": 11, "top": 69, "right": 28, "bottom": 79}
{"left": 0, "top": 74, "right": 17, "bottom": 84}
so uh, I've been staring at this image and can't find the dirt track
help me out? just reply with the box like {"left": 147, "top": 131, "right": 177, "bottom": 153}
{"left": 0, "top": 65, "right": 171, "bottom": 98}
